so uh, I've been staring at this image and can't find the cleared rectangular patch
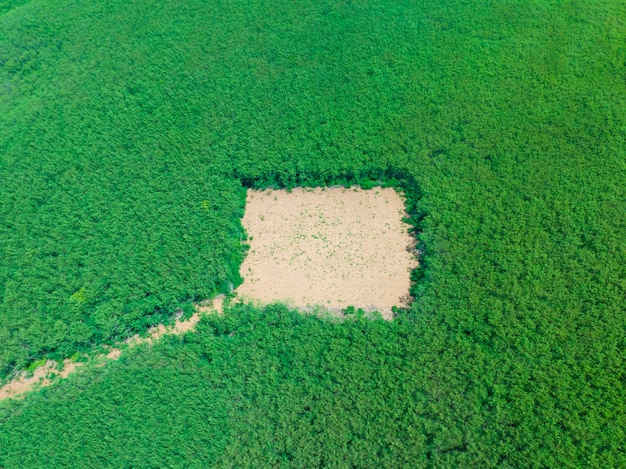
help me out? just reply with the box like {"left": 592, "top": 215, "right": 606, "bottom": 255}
{"left": 236, "top": 187, "right": 417, "bottom": 319}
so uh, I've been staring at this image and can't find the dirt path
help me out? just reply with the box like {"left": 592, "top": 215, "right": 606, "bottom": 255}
{"left": 0, "top": 297, "right": 223, "bottom": 401}
{"left": 236, "top": 187, "right": 417, "bottom": 319}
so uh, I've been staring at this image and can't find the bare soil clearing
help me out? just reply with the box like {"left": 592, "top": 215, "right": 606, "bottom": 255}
{"left": 236, "top": 187, "right": 417, "bottom": 319}
{"left": 0, "top": 297, "right": 224, "bottom": 400}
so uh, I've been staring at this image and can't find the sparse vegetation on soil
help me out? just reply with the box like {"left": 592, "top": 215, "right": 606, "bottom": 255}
{"left": 237, "top": 187, "right": 417, "bottom": 318}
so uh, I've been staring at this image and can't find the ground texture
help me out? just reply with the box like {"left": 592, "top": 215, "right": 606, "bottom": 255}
{"left": 237, "top": 187, "right": 417, "bottom": 318}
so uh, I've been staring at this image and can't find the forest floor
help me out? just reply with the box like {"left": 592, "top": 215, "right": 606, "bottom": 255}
{"left": 0, "top": 297, "right": 224, "bottom": 401}
{"left": 236, "top": 187, "right": 417, "bottom": 319}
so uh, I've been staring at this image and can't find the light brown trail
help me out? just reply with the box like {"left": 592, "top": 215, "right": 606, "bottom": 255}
{"left": 0, "top": 297, "right": 224, "bottom": 400}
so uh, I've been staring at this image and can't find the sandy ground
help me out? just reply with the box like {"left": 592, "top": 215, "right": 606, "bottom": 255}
{"left": 236, "top": 187, "right": 417, "bottom": 319}
{"left": 0, "top": 297, "right": 224, "bottom": 400}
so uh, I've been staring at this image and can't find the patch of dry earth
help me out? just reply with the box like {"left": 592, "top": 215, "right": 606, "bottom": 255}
{"left": 236, "top": 187, "right": 417, "bottom": 319}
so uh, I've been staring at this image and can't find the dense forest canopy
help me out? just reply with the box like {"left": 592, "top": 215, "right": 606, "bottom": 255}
{"left": 1, "top": 0, "right": 625, "bottom": 466}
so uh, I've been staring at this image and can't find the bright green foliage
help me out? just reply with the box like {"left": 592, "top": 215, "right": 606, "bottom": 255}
{"left": 23, "top": 357, "right": 45, "bottom": 371}
{"left": 1, "top": 304, "right": 624, "bottom": 467}
{"left": 0, "top": 0, "right": 251, "bottom": 373}
{"left": 1, "top": 0, "right": 625, "bottom": 466}
{"left": 0, "top": 329, "right": 231, "bottom": 468}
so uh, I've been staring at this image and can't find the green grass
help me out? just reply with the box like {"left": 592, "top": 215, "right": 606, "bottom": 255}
{"left": 1, "top": 0, "right": 625, "bottom": 466}
{"left": 23, "top": 357, "right": 45, "bottom": 372}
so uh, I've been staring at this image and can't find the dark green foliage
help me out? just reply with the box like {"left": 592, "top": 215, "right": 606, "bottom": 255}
{"left": 0, "top": 0, "right": 30, "bottom": 16}
{"left": 1, "top": 0, "right": 625, "bottom": 466}
{"left": 1, "top": 304, "right": 623, "bottom": 467}
{"left": 0, "top": 0, "right": 251, "bottom": 374}
{"left": 0, "top": 334, "right": 231, "bottom": 468}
